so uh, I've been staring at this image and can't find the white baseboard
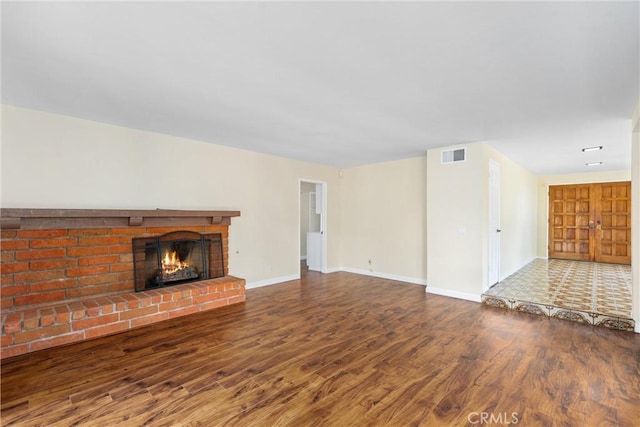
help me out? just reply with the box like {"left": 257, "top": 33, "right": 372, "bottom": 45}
{"left": 246, "top": 274, "right": 299, "bottom": 290}
{"left": 635, "top": 323, "right": 640, "bottom": 334}
{"left": 425, "top": 286, "right": 482, "bottom": 303}
{"left": 325, "top": 267, "right": 341, "bottom": 274}
{"left": 339, "top": 267, "right": 428, "bottom": 286}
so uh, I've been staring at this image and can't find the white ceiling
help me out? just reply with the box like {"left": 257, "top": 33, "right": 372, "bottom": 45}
{"left": 2, "top": 1, "right": 638, "bottom": 175}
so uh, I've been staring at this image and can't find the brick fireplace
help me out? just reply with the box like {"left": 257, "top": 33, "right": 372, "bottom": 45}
{"left": 0, "top": 209, "right": 245, "bottom": 359}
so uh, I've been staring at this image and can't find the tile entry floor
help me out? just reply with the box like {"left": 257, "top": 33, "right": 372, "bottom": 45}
{"left": 482, "top": 258, "right": 634, "bottom": 331}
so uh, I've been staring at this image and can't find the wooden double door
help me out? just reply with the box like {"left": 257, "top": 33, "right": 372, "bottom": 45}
{"left": 548, "top": 181, "right": 631, "bottom": 265}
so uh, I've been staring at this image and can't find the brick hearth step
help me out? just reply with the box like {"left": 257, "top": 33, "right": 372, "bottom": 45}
{"left": 1, "top": 276, "right": 245, "bottom": 359}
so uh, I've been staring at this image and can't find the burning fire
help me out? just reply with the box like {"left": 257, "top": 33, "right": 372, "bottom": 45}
{"left": 162, "top": 251, "right": 189, "bottom": 275}
{"left": 157, "top": 249, "right": 198, "bottom": 284}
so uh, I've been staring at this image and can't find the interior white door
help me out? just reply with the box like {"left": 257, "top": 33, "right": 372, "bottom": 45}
{"left": 487, "top": 159, "right": 501, "bottom": 291}
{"left": 308, "top": 192, "right": 321, "bottom": 234}
{"left": 306, "top": 232, "right": 322, "bottom": 271}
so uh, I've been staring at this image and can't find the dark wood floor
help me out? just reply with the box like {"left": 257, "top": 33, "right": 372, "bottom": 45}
{"left": 2, "top": 270, "right": 639, "bottom": 426}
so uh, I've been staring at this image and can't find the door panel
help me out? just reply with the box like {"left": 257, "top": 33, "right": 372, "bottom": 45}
{"left": 548, "top": 184, "right": 593, "bottom": 261}
{"left": 548, "top": 181, "right": 631, "bottom": 265}
{"left": 594, "top": 182, "right": 631, "bottom": 264}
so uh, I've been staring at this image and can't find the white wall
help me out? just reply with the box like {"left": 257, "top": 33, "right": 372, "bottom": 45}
{"left": 340, "top": 156, "right": 427, "bottom": 284}
{"left": 426, "top": 142, "right": 537, "bottom": 301}
{"left": 426, "top": 143, "right": 487, "bottom": 299}
{"left": 486, "top": 145, "right": 538, "bottom": 280}
{"left": 535, "top": 170, "right": 632, "bottom": 258}
{"left": 0, "top": 105, "right": 342, "bottom": 286}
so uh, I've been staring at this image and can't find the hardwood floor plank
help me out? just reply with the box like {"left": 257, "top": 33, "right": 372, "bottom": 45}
{"left": 2, "top": 272, "right": 639, "bottom": 426}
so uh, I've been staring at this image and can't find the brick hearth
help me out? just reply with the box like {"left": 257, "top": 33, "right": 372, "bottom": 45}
{"left": 0, "top": 209, "right": 244, "bottom": 359}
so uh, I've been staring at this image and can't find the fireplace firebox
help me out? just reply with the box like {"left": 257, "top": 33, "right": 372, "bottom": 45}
{"left": 133, "top": 231, "right": 224, "bottom": 291}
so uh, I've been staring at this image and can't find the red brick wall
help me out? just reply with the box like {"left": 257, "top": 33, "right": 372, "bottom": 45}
{"left": 1, "top": 223, "right": 241, "bottom": 359}
{"left": 1, "top": 225, "right": 229, "bottom": 310}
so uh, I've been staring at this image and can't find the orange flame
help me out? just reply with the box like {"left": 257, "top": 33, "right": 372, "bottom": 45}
{"left": 162, "top": 251, "right": 189, "bottom": 275}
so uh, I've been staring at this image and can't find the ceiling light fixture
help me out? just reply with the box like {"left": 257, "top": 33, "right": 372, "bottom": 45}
{"left": 585, "top": 161, "right": 603, "bottom": 166}
{"left": 582, "top": 146, "right": 603, "bottom": 152}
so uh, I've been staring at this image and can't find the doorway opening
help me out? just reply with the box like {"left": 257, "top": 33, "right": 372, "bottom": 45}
{"left": 299, "top": 179, "right": 327, "bottom": 276}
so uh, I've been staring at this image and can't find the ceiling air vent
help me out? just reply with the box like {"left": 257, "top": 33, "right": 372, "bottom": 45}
{"left": 441, "top": 147, "right": 466, "bottom": 164}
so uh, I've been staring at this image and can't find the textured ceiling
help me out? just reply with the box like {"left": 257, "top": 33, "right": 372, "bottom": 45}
{"left": 2, "top": 1, "right": 638, "bottom": 174}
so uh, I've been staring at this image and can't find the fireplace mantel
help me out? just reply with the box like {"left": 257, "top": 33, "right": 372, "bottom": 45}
{"left": 0, "top": 208, "right": 241, "bottom": 230}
